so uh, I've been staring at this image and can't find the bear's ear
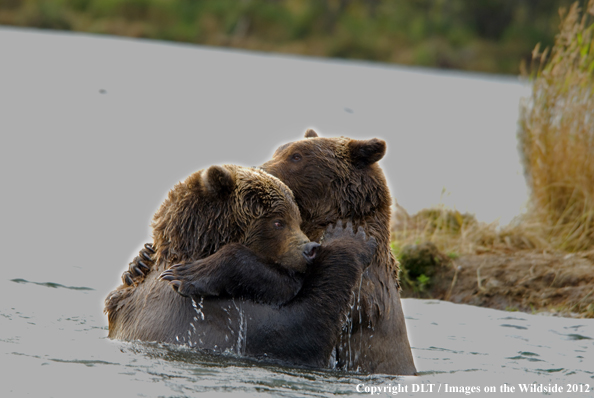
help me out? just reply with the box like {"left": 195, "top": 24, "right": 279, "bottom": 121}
{"left": 304, "top": 129, "right": 319, "bottom": 138}
{"left": 348, "top": 138, "right": 386, "bottom": 167}
{"left": 204, "top": 165, "right": 235, "bottom": 197}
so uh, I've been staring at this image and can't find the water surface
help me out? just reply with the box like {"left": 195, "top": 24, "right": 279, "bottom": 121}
{"left": 3, "top": 277, "right": 592, "bottom": 397}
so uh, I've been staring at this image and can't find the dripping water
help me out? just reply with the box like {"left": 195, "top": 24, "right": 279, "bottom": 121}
{"left": 191, "top": 296, "right": 205, "bottom": 321}
{"left": 356, "top": 273, "right": 364, "bottom": 364}
{"left": 346, "top": 290, "right": 355, "bottom": 368}
{"left": 233, "top": 298, "right": 247, "bottom": 356}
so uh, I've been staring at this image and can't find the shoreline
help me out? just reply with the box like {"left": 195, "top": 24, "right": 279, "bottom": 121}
{"left": 400, "top": 250, "right": 594, "bottom": 319}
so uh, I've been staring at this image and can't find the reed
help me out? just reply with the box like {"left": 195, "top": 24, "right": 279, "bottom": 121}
{"left": 394, "top": 1, "right": 594, "bottom": 256}
{"left": 518, "top": 0, "right": 594, "bottom": 252}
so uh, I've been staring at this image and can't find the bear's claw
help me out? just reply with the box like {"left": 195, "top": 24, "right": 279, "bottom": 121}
{"left": 169, "top": 280, "right": 181, "bottom": 291}
{"left": 122, "top": 272, "right": 134, "bottom": 286}
{"left": 321, "top": 220, "right": 377, "bottom": 267}
{"left": 159, "top": 271, "right": 174, "bottom": 281}
{"left": 121, "top": 243, "right": 156, "bottom": 287}
{"left": 144, "top": 243, "right": 155, "bottom": 253}
{"left": 159, "top": 265, "right": 185, "bottom": 293}
{"left": 137, "top": 260, "right": 150, "bottom": 272}
{"left": 158, "top": 263, "right": 219, "bottom": 298}
{"left": 159, "top": 263, "right": 183, "bottom": 281}
{"left": 322, "top": 220, "right": 355, "bottom": 243}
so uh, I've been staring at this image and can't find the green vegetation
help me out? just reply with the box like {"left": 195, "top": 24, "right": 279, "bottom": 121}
{"left": 519, "top": 0, "right": 594, "bottom": 252}
{"left": 396, "top": 241, "right": 450, "bottom": 294}
{"left": 413, "top": 274, "right": 431, "bottom": 293}
{"left": 0, "top": 0, "right": 580, "bottom": 74}
{"left": 446, "top": 252, "right": 459, "bottom": 260}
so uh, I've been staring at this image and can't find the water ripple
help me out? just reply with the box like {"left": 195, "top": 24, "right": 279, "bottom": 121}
{"left": 10, "top": 278, "right": 94, "bottom": 291}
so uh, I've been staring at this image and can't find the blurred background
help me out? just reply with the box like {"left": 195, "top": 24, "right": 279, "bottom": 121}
{"left": 0, "top": 0, "right": 582, "bottom": 74}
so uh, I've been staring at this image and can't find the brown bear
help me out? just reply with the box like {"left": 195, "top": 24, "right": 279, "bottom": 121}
{"left": 120, "top": 131, "right": 417, "bottom": 374}
{"left": 105, "top": 164, "right": 376, "bottom": 368}
{"left": 258, "top": 129, "right": 417, "bottom": 375}
{"left": 146, "top": 130, "right": 417, "bottom": 374}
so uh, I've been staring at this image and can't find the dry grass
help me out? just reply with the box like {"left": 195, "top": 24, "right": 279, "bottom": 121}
{"left": 518, "top": 0, "right": 594, "bottom": 252}
{"left": 391, "top": 204, "right": 549, "bottom": 257}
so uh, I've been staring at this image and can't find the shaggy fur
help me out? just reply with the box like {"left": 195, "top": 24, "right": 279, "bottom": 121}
{"left": 104, "top": 165, "right": 375, "bottom": 368}
{"left": 260, "top": 130, "right": 417, "bottom": 375}
{"left": 105, "top": 165, "right": 308, "bottom": 336}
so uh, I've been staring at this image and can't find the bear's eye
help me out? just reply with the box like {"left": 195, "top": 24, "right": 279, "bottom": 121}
{"left": 273, "top": 220, "right": 285, "bottom": 229}
{"left": 290, "top": 153, "right": 302, "bottom": 162}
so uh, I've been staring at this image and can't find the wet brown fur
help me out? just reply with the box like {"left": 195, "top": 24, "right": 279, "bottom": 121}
{"left": 262, "top": 135, "right": 396, "bottom": 315}
{"left": 261, "top": 130, "right": 417, "bottom": 375}
{"left": 104, "top": 164, "right": 377, "bottom": 368}
{"left": 105, "top": 165, "right": 303, "bottom": 333}
{"left": 105, "top": 133, "right": 416, "bottom": 374}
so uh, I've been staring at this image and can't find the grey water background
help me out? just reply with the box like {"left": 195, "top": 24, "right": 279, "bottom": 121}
{"left": 1, "top": 27, "right": 593, "bottom": 396}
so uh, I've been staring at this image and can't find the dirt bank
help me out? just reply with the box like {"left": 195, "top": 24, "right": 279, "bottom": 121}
{"left": 400, "top": 250, "right": 594, "bottom": 318}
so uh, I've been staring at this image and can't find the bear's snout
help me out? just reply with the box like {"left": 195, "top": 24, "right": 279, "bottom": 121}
{"left": 302, "top": 242, "right": 320, "bottom": 263}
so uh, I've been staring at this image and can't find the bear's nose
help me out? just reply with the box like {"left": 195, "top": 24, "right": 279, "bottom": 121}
{"left": 302, "top": 242, "right": 320, "bottom": 263}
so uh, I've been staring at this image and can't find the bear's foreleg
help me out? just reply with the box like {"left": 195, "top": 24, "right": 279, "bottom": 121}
{"left": 159, "top": 243, "right": 304, "bottom": 306}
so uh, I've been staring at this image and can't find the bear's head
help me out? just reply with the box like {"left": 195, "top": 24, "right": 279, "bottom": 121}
{"left": 151, "top": 164, "right": 317, "bottom": 272}
{"left": 261, "top": 129, "right": 392, "bottom": 244}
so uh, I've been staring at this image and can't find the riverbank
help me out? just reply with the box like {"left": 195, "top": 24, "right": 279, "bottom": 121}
{"left": 400, "top": 249, "right": 594, "bottom": 319}
{"left": 399, "top": 2, "right": 594, "bottom": 319}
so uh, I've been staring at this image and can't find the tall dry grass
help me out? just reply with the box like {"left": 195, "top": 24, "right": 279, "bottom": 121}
{"left": 391, "top": 204, "right": 549, "bottom": 257}
{"left": 519, "top": 0, "right": 594, "bottom": 252}
{"left": 394, "top": 2, "right": 594, "bottom": 257}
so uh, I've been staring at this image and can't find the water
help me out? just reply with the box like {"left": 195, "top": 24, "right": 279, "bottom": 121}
{"left": 3, "top": 276, "right": 592, "bottom": 397}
